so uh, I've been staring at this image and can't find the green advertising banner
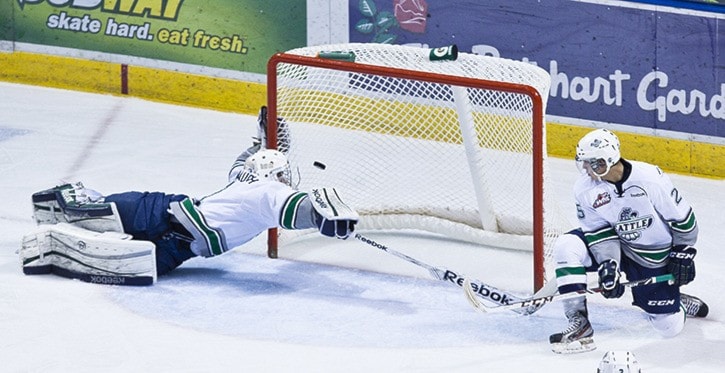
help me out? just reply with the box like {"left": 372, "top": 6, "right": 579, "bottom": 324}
{"left": 4, "top": 0, "right": 307, "bottom": 74}
{"left": 0, "top": 1, "right": 13, "bottom": 42}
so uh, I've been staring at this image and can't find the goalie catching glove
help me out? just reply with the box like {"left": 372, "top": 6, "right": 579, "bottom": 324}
{"left": 668, "top": 245, "right": 696, "bottom": 286}
{"left": 309, "top": 187, "right": 359, "bottom": 239}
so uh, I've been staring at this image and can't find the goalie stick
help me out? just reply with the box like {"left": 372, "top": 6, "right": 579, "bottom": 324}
{"left": 463, "top": 273, "right": 675, "bottom": 314}
{"left": 353, "top": 233, "right": 555, "bottom": 315}
{"left": 314, "top": 160, "right": 553, "bottom": 315}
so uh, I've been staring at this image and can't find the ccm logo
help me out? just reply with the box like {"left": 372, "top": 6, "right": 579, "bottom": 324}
{"left": 648, "top": 299, "right": 675, "bottom": 306}
{"left": 670, "top": 252, "right": 695, "bottom": 260}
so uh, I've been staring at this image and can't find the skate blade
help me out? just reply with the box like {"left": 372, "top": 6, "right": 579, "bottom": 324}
{"left": 551, "top": 337, "right": 596, "bottom": 354}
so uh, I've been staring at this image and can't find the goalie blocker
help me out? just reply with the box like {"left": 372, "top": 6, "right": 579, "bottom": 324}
{"left": 20, "top": 223, "right": 156, "bottom": 286}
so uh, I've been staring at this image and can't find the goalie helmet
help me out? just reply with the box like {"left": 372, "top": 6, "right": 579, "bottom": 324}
{"left": 575, "top": 128, "right": 621, "bottom": 178}
{"left": 597, "top": 351, "right": 641, "bottom": 373}
{"left": 244, "top": 149, "right": 291, "bottom": 185}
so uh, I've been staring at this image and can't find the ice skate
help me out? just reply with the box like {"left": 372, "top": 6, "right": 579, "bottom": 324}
{"left": 550, "top": 309, "right": 596, "bottom": 354}
{"left": 32, "top": 182, "right": 104, "bottom": 225}
{"left": 32, "top": 183, "right": 76, "bottom": 224}
{"left": 32, "top": 182, "right": 122, "bottom": 232}
{"left": 681, "top": 293, "right": 709, "bottom": 318}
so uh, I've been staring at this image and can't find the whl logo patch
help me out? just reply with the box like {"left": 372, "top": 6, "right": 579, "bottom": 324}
{"left": 593, "top": 192, "right": 611, "bottom": 208}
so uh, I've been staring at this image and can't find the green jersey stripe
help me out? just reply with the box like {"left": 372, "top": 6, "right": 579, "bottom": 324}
{"left": 281, "top": 192, "right": 308, "bottom": 229}
{"left": 555, "top": 266, "right": 586, "bottom": 278}
{"left": 629, "top": 246, "right": 670, "bottom": 264}
{"left": 181, "top": 198, "right": 225, "bottom": 256}
{"left": 584, "top": 227, "right": 618, "bottom": 246}
{"left": 671, "top": 209, "right": 697, "bottom": 233}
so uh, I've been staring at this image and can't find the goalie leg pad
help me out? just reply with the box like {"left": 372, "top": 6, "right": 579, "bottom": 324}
{"left": 20, "top": 223, "right": 156, "bottom": 286}
{"left": 63, "top": 201, "right": 124, "bottom": 233}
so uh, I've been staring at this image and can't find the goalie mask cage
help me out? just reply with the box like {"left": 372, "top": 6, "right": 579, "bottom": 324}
{"left": 266, "top": 43, "right": 567, "bottom": 291}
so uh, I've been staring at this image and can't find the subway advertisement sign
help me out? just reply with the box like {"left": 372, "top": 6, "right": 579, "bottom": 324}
{"left": 4, "top": 0, "right": 306, "bottom": 74}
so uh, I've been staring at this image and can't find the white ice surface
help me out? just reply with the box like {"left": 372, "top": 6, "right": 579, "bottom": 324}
{"left": 1, "top": 82, "right": 723, "bottom": 372}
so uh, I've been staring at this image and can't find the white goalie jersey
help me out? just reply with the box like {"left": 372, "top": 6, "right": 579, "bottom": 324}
{"left": 170, "top": 173, "right": 313, "bottom": 258}
{"left": 574, "top": 160, "right": 698, "bottom": 268}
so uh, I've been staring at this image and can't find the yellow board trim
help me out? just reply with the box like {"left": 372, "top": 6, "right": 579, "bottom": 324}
{"left": 1, "top": 51, "right": 723, "bottom": 178}
{"left": 547, "top": 123, "right": 725, "bottom": 178}
{"left": 0, "top": 51, "right": 119, "bottom": 94}
{"left": 0, "top": 51, "right": 265, "bottom": 114}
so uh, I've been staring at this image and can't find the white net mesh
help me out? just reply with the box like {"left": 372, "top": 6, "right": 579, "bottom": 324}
{"left": 269, "top": 43, "right": 568, "bottom": 285}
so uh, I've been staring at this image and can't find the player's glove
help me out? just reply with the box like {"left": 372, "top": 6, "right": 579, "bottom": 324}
{"left": 667, "top": 245, "right": 696, "bottom": 286}
{"left": 310, "top": 187, "right": 359, "bottom": 239}
{"left": 255, "top": 106, "right": 291, "bottom": 154}
{"left": 597, "top": 259, "right": 624, "bottom": 299}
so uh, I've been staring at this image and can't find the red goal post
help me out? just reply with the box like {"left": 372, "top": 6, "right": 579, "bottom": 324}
{"left": 265, "top": 43, "right": 566, "bottom": 291}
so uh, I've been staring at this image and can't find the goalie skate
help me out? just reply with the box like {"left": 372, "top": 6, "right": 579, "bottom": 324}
{"left": 32, "top": 183, "right": 75, "bottom": 224}
{"left": 549, "top": 310, "right": 596, "bottom": 354}
{"left": 20, "top": 223, "right": 156, "bottom": 286}
{"left": 32, "top": 183, "right": 123, "bottom": 232}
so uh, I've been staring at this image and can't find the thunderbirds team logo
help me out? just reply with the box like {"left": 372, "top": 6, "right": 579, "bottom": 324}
{"left": 615, "top": 207, "right": 654, "bottom": 241}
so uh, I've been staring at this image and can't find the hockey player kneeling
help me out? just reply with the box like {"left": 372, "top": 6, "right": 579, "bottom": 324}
{"left": 21, "top": 148, "right": 358, "bottom": 286}
{"left": 548, "top": 129, "right": 708, "bottom": 354}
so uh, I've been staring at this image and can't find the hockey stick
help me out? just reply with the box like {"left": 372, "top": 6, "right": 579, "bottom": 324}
{"left": 353, "top": 233, "right": 552, "bottom": 315}
{"left": 314, "top": 159, "right": 552, "bottom": 315}
{"left": 463, "top": 273, "right": 675, "bottom": 314}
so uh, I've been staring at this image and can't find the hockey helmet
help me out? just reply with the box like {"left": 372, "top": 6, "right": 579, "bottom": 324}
{"left": 597, "top": 351, "right": 641, "bottom": 373}
{"left": 575, "top": 128, "right": 621, "bottom": 178}
{"left": 245, "top": 149, "right": 291, "bottom": 185}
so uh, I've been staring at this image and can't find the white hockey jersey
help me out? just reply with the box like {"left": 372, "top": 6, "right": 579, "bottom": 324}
{"left": 574, "top": 159, "right": 698, "bottom": 268}
{"left": 169, "top": 171, "right": 313, "bottom": 257}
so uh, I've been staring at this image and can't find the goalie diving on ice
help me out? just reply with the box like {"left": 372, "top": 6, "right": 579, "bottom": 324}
{"left": 20, "top": 106, "right": 359, "bottom": 285}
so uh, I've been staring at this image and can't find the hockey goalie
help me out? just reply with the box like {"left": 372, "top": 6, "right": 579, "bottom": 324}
{"left": 19, "top": 107, "right": 359, "bottom": 285}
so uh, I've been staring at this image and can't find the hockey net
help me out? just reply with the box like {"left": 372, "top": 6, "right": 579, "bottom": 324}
{"left": 266, "top": 43, "right": 568, "bottom": 290}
